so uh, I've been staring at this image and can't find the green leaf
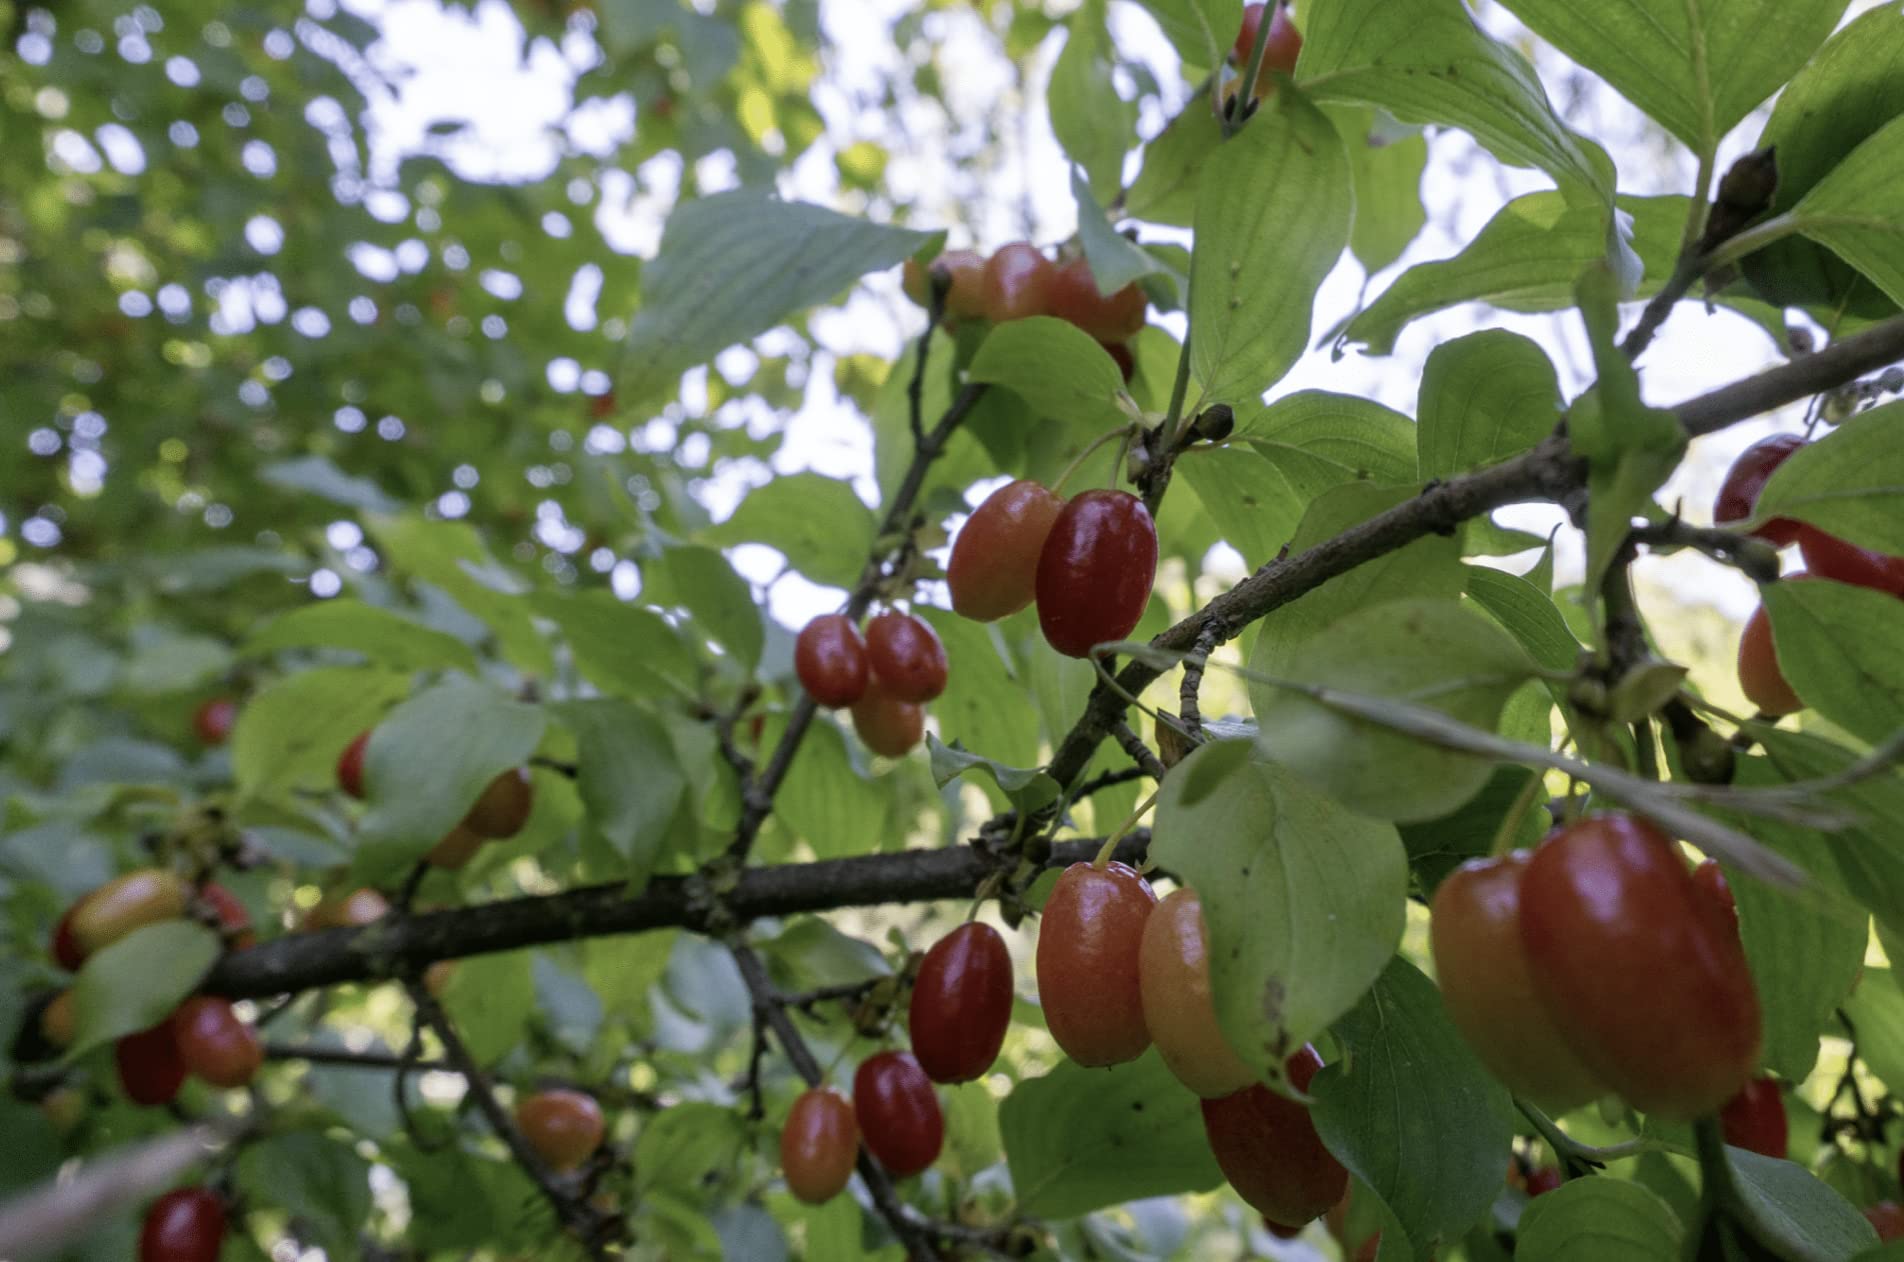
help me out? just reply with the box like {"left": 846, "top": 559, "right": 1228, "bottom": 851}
{"left": 1000, "top": 1048, "right": 1224, "bottom": 1218}
{"left": 1173, "top": 444, "right": 1305, "bottom": 568}
{"left": 1764, "top": 578, "right": 1904, "bottom": 745}
{"left": 440, "top": 950, "right": 536, "bottom": 1065}
{"left": 1729, "top": 1148, "right": 1879, "bottom": 1262}
{"left": 237, "top": 1133, "right": 371, "bottom": 1258}
{"left": 926, "top": 735, "right": 1059, "bottom": 816}
{"left": 1787, "top": 113, "right": 1904, "bottom": 310}
{"left": 1465, "top": 566, "right": 1581, "bottom": 675}
{"left": 69, "top": 920, "right": 221, "bottom": 1056}
{"left": 1190, "top": 85, "right": 1351, "bottom": 406}
{"left": 365, "top": 514, "right": 553, "bottom": 677}
{"left": 1844, "top": 968, "right": 1904, "bottom": 1096}
{"left": 1151, "top": 746, "right": 1406, "bottom": 1081}
{"left": 261, "top": 454, "right": 400, "bottom": 512}
{"left": 704, "top": 473, "right": 877, "bottom": 589}
{"left": 967, "top": 316, "right": 1128, "bottom": 432}
{"left": 1415, "top": 330, "right": 1561, "bottom": 479}
{"left": 243, "top": 599, "right": 478, "bottom": 672}
{"left": 1131, "top": 0, "right": 1231, "bottom": 72}
{"left": 231, "top": 666, "right": 412, "bottom": 803}
{"left": 617, "top": 190, "right": 934, "bottom": 405}
{"left": 635, "top": 1100, "right": 747, "bottom": 1196}
{"left": 1244, "top": 390, "right": 1419, "bottom": 494}
{"left": 1513, "top": 1176, "right": 1682, "bottom": 1261}
{"left": 1396, "top": 765, "right": 1547, "bottom": 892}
{"left": 1492, "top": 0, "right": 1849, "bottom": 155}
{"left": 652, "top": 544, "right": 765, "bottom": 674}
{"left": 534, "top": 592, "right": 698, "bottom": 701}
{"left": 1297, "top": 0, "right": 1613, "bottom": 204}
{"left": 1072, "top": 170, "right": 1169, "bottom": 294}
{"left": 1335, "top": 107, "right": 1429, "bottom": 275}
{"left": 1047, "top": 0, "right": 1136, "bottom": 203}
{"left": 920, "top": 607, "right": 1044, "bottom": 771}
{"left": 119, "top": 631, "right": 232, "bottom": 695}
{"left": 555, "top": 700, "right": 687, "bottom": 881}
{"left": 1124, "top": 103, "right": 1223, "bottom": 228}
{"left": 773, "top": 715, "right": 891, "bottom": 860}
{"left": 1756, "top": 732, "right": 1904, "bottom": 937}
{"left": 1256, "top": 598, "right": 1537, "bottom": 822}
{"left": 1310, "top": 957, "right": 1518, "bottom": 1257}
{"left": 1729, "top": 857, "right": 1864, "bottom": 1085}
{"left": 355, "top": 675, "right": 548, "bottom": 877}
{"left": 1756, "top": 402, "right": 1904, "bottom": 554}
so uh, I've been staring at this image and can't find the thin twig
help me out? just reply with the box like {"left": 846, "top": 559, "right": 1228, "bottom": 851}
{"left": 1630, "top": 517, "right": 1781, "bottom": 582}
{"left": 1109, "top": 721, "right": 1168, "bottom": 782}
{"left": 1179, "top": 625, "right": 1220, "bottom": 739}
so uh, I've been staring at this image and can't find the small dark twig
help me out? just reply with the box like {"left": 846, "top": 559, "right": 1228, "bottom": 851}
{"left": 1067, "top": 766, "right": 1148, "bottom": 802}
{"left": 1630, "top": 517, "right": 1781, "bottom": 583}
{"left": 393, "top": 861, "right": 430, "bottom": 914}
{"left": 528, "top": 756, "right": 579, "bottom": 779}
{"left": 1109, "top": 721, "right": 1168, "bottom": 783}
{"left": 1178, "top": 627, "right": 1220, "bottom": 740}
{"left": 391, "top": 1024, "right": 448, "bottom": 1154}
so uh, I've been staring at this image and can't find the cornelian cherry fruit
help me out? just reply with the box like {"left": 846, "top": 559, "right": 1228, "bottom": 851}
{"left": 1525, "top": 1166, "right": 1563, "bottom": 1197}
{"left": 71, "top": 868, "right": 193, "bottom": 958}
{"left": 1692, "top": 859, "right": 1737, "bottom": 930}
{"left": 909, "top": 922, "right": 1013, "bottom": 1083}
{"left": 1047, "top": 256, "right": 1146, "bottom": 343}
{"left": 981, "top": 243, "right": 1056, "bottom": 323}
{"left": 1103, "top": 341, "right": 1136, "bottom": 383}
{"left": 850, "top": 678, "right": 925, "bottom": 757}
{"left": 853, "top": 1051, "right": 943, "bottom": 1177}
{"left": 40, "top": 989, "right": 76, "bottom": 1048}
{"left": 201, "top": 883, "right": 256, "bottom": 950}
{"left": 1799, "top": 529, "right": 1904, "bottom": 597}
{"left": 1200, "top": 1046, "right": 1347, "bottom": 1227}
{"left": 781, "top": 1086, "right": 859, "bottom": 1204}
{"left": 1867, "top": 1202, "right": 1904, "bottom": 1242}
{"left": 1738, "top": 601, "right": 1803, "bottom": 716}
{"left": 517, "top": 1087, "right": 606, "bottom": 1172}
{"left": 1264, "top": 1218, "right": 1303, "bottom": 1239}
{"left": 117, "top": 1022, "right": 188, "bottom": 1107}
{"left": 464, "top": 767, "right": 534, "bottom": 839}
{"left": 426, "top": 823, "right": 487, "bottom": 869}
{"left": 902, "top": 249, "right": 987, "bottom": 322}
{"left": 51, "top": 904, "right": 83, "bottom": 970}
{"left": 139, "top": 1187, "right": 227, "bottom": 1262}
{"left": 1231, "top": 3, "right": 1303, "bottom": 98}
{"left": 172, "top": 997, "right": 263, "bottom": 1089}
{"left": 337, "top": 730, "right": 371, "bottom": 799}
{"left": 1035, "top": 489, "right": 1158, "bottom": 658}
{"left": 795, "top": 614, "right": 870, "bottom": 708}
{"left": 1714, "top": 434, "right": 1805, "bottom": 546}
{"left": 1429, "top": 852, "right": 1607, "bottom": 1113}
{"left": 948, "top": 480, "right": 1065, "bottom": 622}
{"left": 1520, "top": 813, "right": 1762, "bottom": 1120}
{"left": 864, "top": 610, "right": 948, "bottom": 703}
{"left": 1139, "top": 887, "right": 1255, "bottom": 1098}
{"left": 192, "top": 698, "right": 237, "bottom": 747}
{"left": 1036, "top": 861, "right": 1156, "bottom": 1067}
{"left": 1720, "top": 1076, "right": 1787, "bottom": 1159}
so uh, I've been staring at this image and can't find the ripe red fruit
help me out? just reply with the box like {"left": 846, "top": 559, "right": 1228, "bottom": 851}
{"left": 1036, "top": 861, "right": 1156, "bottom": 1067}
{"left": 51, "top": 904, "right": 84, "bottom": 971}
{"left": 72, "top": 869, "right": 193, "bottom": 957}
{"left": 1047, "top": 256, "right": 1146, "bottom": 343}
{"left": 426, "top": 823, "right": 487, "bottom": 870}
{"left": 850, "top": 678, "right": 925, "bottom": 757}
{"left": 191, "top": 698, "right": 237, "bottom": 747}
{"left": 172, "top": 997, "right": 263, "bottom": 1089}
{"left": 909, "top": 922, "right": 1014, "bottom": 1083}
{"left": 1714, "top": 434, "right": 1805, "bottom": 546}
{"left": 1520, "top": 813, "right": 1762, "bottom": 1120}
{"left": 1867, "top": 1202, "right": 1904, "bottom": 1242}
{"left": 1798, "top": 529, "right": 1904, "bottom": 597}
{"left": 139, "top": 1187, "right": 227, "bottom": 1262}
{"left": 1264, "top": 1217, "right": 1304, "bottom": 1239}
{"left": 516, "top": 1087, "right": 606, "bottom": 1172}
{"left": 1429, "top": 853, "right": 1607, "bottom": 1113}
{"left": 902, "top": 249, "right": 987, "bottom": 322}
{"left": 1200, "top": 1046, "right": 1348, "bottom": 1227}
{"left": 337, "top": 730, "right": 371, "bottom": 799}
{"left": 1139, "top": 887, "right": 1256, "bottom": 1098}
{"left": 1034, "top": 490, "right": 1158, "bottom": 658}
{"left": 201, "top": 883, "right": 256, "bottom": 950}
{"left": 853, "top": 1051, "right": 943, "bottom": 1178}
{"left": 864, "top": 611, "right": 949, "bottom": 703}
{"left": 1524, "top": 1166, "right": 1563, "bottom": 1197}
{"left": 1720, "top": 1076, "right": 1788, "bottom": 1159}
{"left": 981, "top": 242, "right": 1056, "bottom": 323}
{"left": 1103, "top": 341, "right": 1136, "bottom": 384}
{"left": 948, "top": 480, "right": 1066, "bottom": 622}
{"left": 464, "top": 767, "right": 534, "bottom": 838}
{"left": 1231, "top": 3, "right": 1304, "bottom": 97}
{"left": 1738, "top": 601, "right": 1803, "bottom": 716}
{"left": 117, "top": 1022, "right": 188, "bottom": 1107}
{"left": 795, "top": 614, "right": 870, "bottom": 708}
{"left": 781, "top": 1086, "right": 859, "bottom": 1204}
{"left": 1692, "top": 859, "right": 1738, "bottom": 930}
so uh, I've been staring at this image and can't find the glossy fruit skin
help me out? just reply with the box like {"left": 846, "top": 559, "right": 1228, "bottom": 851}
{"left": 1035, "top": 490, "right": 1159, "bottom": 659}
{"left": 850, "top": 679, "right": 925, "bottom": 757}
{"left": 781, "top": 1086, "right": 859, "bottom": 1204}
{"left": 464, "top": 767, "right": 534, "bottom": 838}
{"left": 1720, "top": 1076, "right": 1788, "bottom": 1159}
{"left": 1799, "top": 529, "right": 1904, "bottom": 597}
{"left": 72, "top": 868, "right": 193, "bottom": 958}
{"left": 516, "top": 1088, "right": 606, "bottom": 1172}
{"left": 427, "top": 823, "right": 487, "bottom": 869}
{"left": 1264, "top": 1218, "right": 1303, "bottom": 1239}
{"left": 1867, "top": 1202, "right": 1904, "bottom": 1243}
{"left": 909, "top": 922, "right": 1014, "bottom": 1083}
{"left": 1036, "top": 862, "right": 1157, "bottom": 1066}
{"left": 191, "top": 698, "right": 237, "bottom": 747}
{"left": 947, "top": 480, "right": 1065, "bottom": 622}
{"left": 902, "top": 249, "right": 987, "bottom": 322}
{"left": 1199, "top": 1046, "right": 1347, "bottom": 1227}
{"left": 1231, "top": 3, "right": 1303, "bottom": 96}
{"left": 853, "top": 1051, "right": 943, "bottom": 1177}
{"left": 1524, "top": 1167, "right": 1563, "bottom": 1197}
{"left": 117, "top": 1022, "right": 188, "bottom": 1107}
{"left": 41, "top": 989, "right": 76, "bottom": 1048}
{"left": 1692, "top": 859, "right": 1738, "bottom": 930}
{"left": 172, "top": 997, "right": 263, "bottom": 1089}
{"left": 51, "top": 905, "right": 84, "bottom": 970}
{"left": 1738, "top": 601, "right": 1803, "bottom": 716}
{"left": 795, "top": 614, "right": 870, "bottom": 708}
{"left": 864, "top": 611, "right": 948, "bottom": 703}
{"left": 139, "top": 1187, "right": 227, "bottom": 1262}
{"left": 1428, "top": 853, "right": 1607, "bottom": 1113}
{"left": 1047, "top": 256, "right": 1146, "bottom": 343}
{"left": 1139, "top": 888, "right": 1255, "bottom": 1098}
{"left": 1714, "top": 434, "right": 1805, "bottom": 546}
{"left": 337, "top": 730, "right": 371, "bottom": 799}
{"left": 1520, "top": 813, "right": 1763, "bottom": 1120}
{"left": 981, "top": 243, "right": 1056, "bottom": 323}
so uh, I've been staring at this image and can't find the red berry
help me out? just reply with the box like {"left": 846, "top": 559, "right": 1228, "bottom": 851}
{"left": 1200, "top": 1046, "right": 1348, "bottom": 1227}
{"left": 981, "top": 243, "right": 1056, "bottom": 323}
{"left": 1691, "top": 859, "right": 1737, "bottom": 930}
{"left": 117, "top": 1022, "right": 189, "bottom": 1107}
{"left": 1035, "top": 861, "right": 1156, "bottom": 1067}
{"left": 172, "top": 997, "right": 263, "bottom": 1089}
{"left": 1034, "top": 489, "right": 1158, "bottom": 659}
{"left": 51, "top": 904, "right": 85, "bottom": 971}
{"left": 337, "top": 730, "right": 371, "bottom": 799}
{"left": 849, "top": 678, "right": 925, "bottom": 757}
{"left": 1798, "top": 528, "right": 1904, "bottom": 598}
{"left": 1139, "top": 887, "right": 1255, "bottom": 1098}
{"left": 1714, "top": 434, "right": 1805, "bottom": 546}
{"left": 516, "top": 1088, "right": 606, "bottom": 1172}
{"left": 464, "top": 767, "right": 534, "bottom": 839}
{"left": 1046, "top": 256, "right": 1146, "bottom": 343}
{"left": 72, "top": 869, "right": 192, "bottom": 957}
{"left": 1524, "top": 1166, "right": 1563, "bottom": 1197}
{"left": 781, "top": 1086, "right": 859, "bottom": 1204}
{"left": 853, "top": 1051, "right": 943, "bottom": 1178}
{"left": 1738, "top": 600, "right": 1803, "bottom": 717}
{"left": 1520, "top": 813, "right": 1762, "bottom": 1120}
{"left": 1231, "top": 3, "right": 1303, "bottom": 97}
{"left": 948, "top": 480, "right": 1066, "bottom": 623}
{"left": 191, "top": 698, "right": 237, "bottom": 747}
{"left": 795, "top": 614, "right": 870, "bottom": 708}
{"left": 1720, "top": 1076, "right": 1788, "bottom": 1159}
{"left": 1264, "top": 1218, "right": 1304, "bottom": 1239}
{"left": 1102, "top": 341, "right": 1136, "bottom": 384}
{"left": 1867, "top": 1202, "right": 1904, "bottom": 1243}
{"left": 902, "top": 249, "right": 987, "bottom": 322}
{"left": 864, "top": 611, "right": 948, "bottom": 703}
{"left": 908, "top": 922, "right": 1014, "bottom": 1083}
{"left": 201, "top": 883, "right": 256, "bottom": 950}
{"left": 139, "top": 1187, "right": 227, "bottom": 1262}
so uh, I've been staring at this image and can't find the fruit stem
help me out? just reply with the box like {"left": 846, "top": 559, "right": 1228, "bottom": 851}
{"left": 1053, "top": 424, "right": 1136, "bottom": 495}
{"left": 1092, "top": 788, "right": 1160, "bottom": 869}
{"left": 1514, "top": 1099, "right": 1597, "bottom": 1180}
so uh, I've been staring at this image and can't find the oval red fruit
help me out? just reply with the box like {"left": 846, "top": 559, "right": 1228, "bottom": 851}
{"left": 903, "top": 249, "right": 987, "bottom": 322}
{"left": 516, "top": 1087, "right": 606, "bottom": 1172}
{"left": 781, "top": 1086, "right": 859, "bottom": 1204}
{"left": 191, "top": 698, "right": 237, "bottom": 747}
{"left": 172, "top": 997, "right": 263, "bottom": 1089}
{"left": 201, "top": 883, "right": 257, "bottom": 950}
{"left": 1798, "top": 528, "right": 1904, "bottom": 597}
{"left": 948, "top": 480, "right": 1065, "bottom": 622}
{"left": 795, "top": 614, "right": 870, "bottom": 708}
{"left": 865, "top": 611, "right": 948, "bottom": 703}
{"left": 1036, "top": 861, "right": 1156, "bottom": 1067}
{"left": 1525, "top": 1167, "right": 1563, "bottom": 1197}
{"left": 1139, "top": 887, "right": 1256, "bottom": 1098}
{"left": 1231, "top": 2, "right": 1303, "bottom": 97}
{"left": 464, "top": 766, "right": 534, "bottom": 839}
{"left": 1035, "top": 489, "right": 1158, "bottom": 659}
{"left": 51, "top": 904, "right": 84, "bottom": 971}
{"left": 1720, "top": 1076, "right": 1787, "bottom": 1159}
{"left": 1714, "top": 434, "right": 1805, "bottom": 546}
{"left": 139, "top": 1187, "right": 227, "bottom": 1262}
{"left": 853, "top": 1051, "right": 943, "bottom": 1178}
{"left": 1520, "top": 813, "right": 1762, "bottom": 1120}
{"left": 1738, "top": 602, "right": 1803, "bottom": 716}
{"left": 1692, "top": 859, "right": 1737, "bottom": 930}
{"left": 117, "top": 1022, "right": 189, "bottom": 1107}
{"left": 1868, "top": 1202, "right": 1904, "bottom": 1243}
{"left": 1103, "top": 341, "right": 1136, "bottom": 384}
{"left": 1047, "top": 256, "right": 1146, "bottom": 343}
{"left": 850, "top": 678, "right": 925, "bottom": 757}
{"left": 981, "top": 243, "right": 1056, "bottom": 323}
{"left": 909, "top": 922, "right": 1014, "bottom": 1083}
{"left": 337, "top": 730, "right": 371, "bottom": 799}
{"left": 1200, "top": 1046, "right": 1348, "bottom": 1227}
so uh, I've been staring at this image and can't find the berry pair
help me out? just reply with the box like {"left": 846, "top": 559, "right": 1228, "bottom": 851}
{"left": 794, "top": 609, "right": 946, "bottom": 756}
{"left": 337, "top": 730, "right": 534, "bottom": 867}
{"left": 903, "top": 246, "right": 1145, "bottom": 379}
